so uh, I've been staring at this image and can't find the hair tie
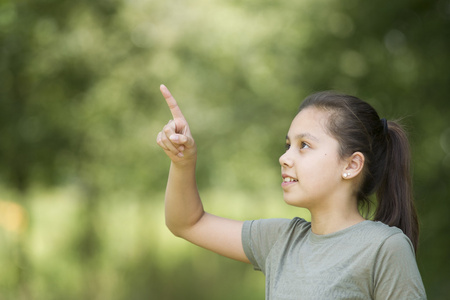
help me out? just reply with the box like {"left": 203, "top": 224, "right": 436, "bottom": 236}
{"left": 381, "top": 118, "right": 388, "bottom": 135}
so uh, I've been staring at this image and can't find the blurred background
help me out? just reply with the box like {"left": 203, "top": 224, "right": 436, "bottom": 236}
{"left": 1, "top": 0, "right": 449, "bottom": 299}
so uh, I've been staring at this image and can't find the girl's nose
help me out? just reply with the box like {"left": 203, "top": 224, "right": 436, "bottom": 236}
{"left": 279, "top": 151, "right": 293, "bottom": 167}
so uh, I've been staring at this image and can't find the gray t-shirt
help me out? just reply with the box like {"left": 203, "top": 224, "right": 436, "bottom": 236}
{"left": 242, "top": 217, "right": 426, "bottom": 300}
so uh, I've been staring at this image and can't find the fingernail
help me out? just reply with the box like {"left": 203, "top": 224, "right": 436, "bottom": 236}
{"left": 177, "top": 152, "right": 184, "bottom": 158}
{"left": 170, "top": 134, "right": 178, "bottom": 141}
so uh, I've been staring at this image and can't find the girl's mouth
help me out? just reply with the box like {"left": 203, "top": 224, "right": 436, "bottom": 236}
{"left": 281, "top": 176, "right": 298, "bottom": 187}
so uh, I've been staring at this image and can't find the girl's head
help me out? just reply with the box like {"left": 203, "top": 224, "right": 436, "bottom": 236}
{"left": 297, "top": 91, "right": 419, "bottom": 251}
{"left": 280, "top": 107, "right": 358, "bottom": 210}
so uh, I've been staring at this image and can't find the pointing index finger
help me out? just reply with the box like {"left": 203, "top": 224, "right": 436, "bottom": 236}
{"left": 160, "top": 84, "right": 185, "bottom": 120}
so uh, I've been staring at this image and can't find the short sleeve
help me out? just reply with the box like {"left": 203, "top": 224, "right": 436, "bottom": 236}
{"left": 242, "top": 218, "right": 291, "bottom": 273}
{"left": 373, "top": 233, "right": 426, "bottom": 299}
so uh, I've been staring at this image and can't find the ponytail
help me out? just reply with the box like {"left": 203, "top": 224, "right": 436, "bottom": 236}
{"left": 299, "top": 92, "right": 420, "bottom": 252}
{"left": 375, "top": 121, "right": 419, "bottom": 252}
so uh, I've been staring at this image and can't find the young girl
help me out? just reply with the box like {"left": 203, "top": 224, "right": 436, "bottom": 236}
{"left": 156, "top": 84, "right": 426, "bottom": 299}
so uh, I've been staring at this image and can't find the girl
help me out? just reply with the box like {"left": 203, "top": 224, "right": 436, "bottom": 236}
{"left": 156, "top": 84, "right": 426, "bottom": 299}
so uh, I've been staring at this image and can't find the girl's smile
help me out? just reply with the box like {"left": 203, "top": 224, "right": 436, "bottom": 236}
{"left": 281, "top": 174, "right": 298, "bottom": 187}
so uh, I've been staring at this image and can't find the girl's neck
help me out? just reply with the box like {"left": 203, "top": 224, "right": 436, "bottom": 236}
{"left": 309, "top": 209, "right": 365, "bottom": 235}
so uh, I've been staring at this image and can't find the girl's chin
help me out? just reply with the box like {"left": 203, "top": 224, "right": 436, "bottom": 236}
{"left": 282, "top": 196, "right": 310, "bottom": 209}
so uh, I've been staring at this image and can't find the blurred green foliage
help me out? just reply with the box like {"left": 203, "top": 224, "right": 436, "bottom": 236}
{"left": 1, "top": 0, "right": 449, "bottom": 299}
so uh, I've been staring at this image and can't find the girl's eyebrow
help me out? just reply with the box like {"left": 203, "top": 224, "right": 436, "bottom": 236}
{"left": 286, "top": 133, "right": 319, "bottom": 142}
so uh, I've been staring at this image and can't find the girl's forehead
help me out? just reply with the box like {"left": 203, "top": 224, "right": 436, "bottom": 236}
{"left": 287, "top": 108, "right": 338, "bottom": 144}
{"left": 289, "top": 108, "right": 331, "bottom": 133}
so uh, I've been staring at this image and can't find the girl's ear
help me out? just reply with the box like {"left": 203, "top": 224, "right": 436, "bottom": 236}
{"left": 342, "top": 152, "right": 365, "bottom": 179}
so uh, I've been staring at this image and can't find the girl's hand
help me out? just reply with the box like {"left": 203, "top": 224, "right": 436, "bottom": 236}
{"left": 156, "top": 85, "right": 197, "bottom": 164}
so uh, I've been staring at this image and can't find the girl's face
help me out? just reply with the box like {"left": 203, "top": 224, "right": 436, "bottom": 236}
{"left": 279, "top": 107, "right": 348, "bottom": 209}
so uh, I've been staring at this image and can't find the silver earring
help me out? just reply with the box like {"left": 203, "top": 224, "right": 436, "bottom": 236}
{"left": 343, "top": 172, "right": 350, "bottom": 178}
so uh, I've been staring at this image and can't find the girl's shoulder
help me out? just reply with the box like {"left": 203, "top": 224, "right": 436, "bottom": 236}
{"left": 244, "top": 217, "right": 311, "bottom": 242}
{"left": 360, "top": 220, "right": 404, "bottom": 238}
{"left": 287, "top": 216, "right": 312, "bottom": 233}
{"left": 356, "top": 220, "right": 414, "bottom": 252}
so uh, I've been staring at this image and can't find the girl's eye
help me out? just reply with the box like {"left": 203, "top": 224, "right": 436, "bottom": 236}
{"left": 285, "top": 143, "right": 291, "bottom": 151}
{"left": 300, "top": 142, "right": 310, "bottom": 149}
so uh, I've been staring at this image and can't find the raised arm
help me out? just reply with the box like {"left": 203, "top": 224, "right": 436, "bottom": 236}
{"left": 156, "top": 85, "right": 249, "bottom": 263}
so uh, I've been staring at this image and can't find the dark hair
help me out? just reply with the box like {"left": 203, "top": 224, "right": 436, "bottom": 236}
{"left": 299, "top": 91, "right": 419, "bottom": 252}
